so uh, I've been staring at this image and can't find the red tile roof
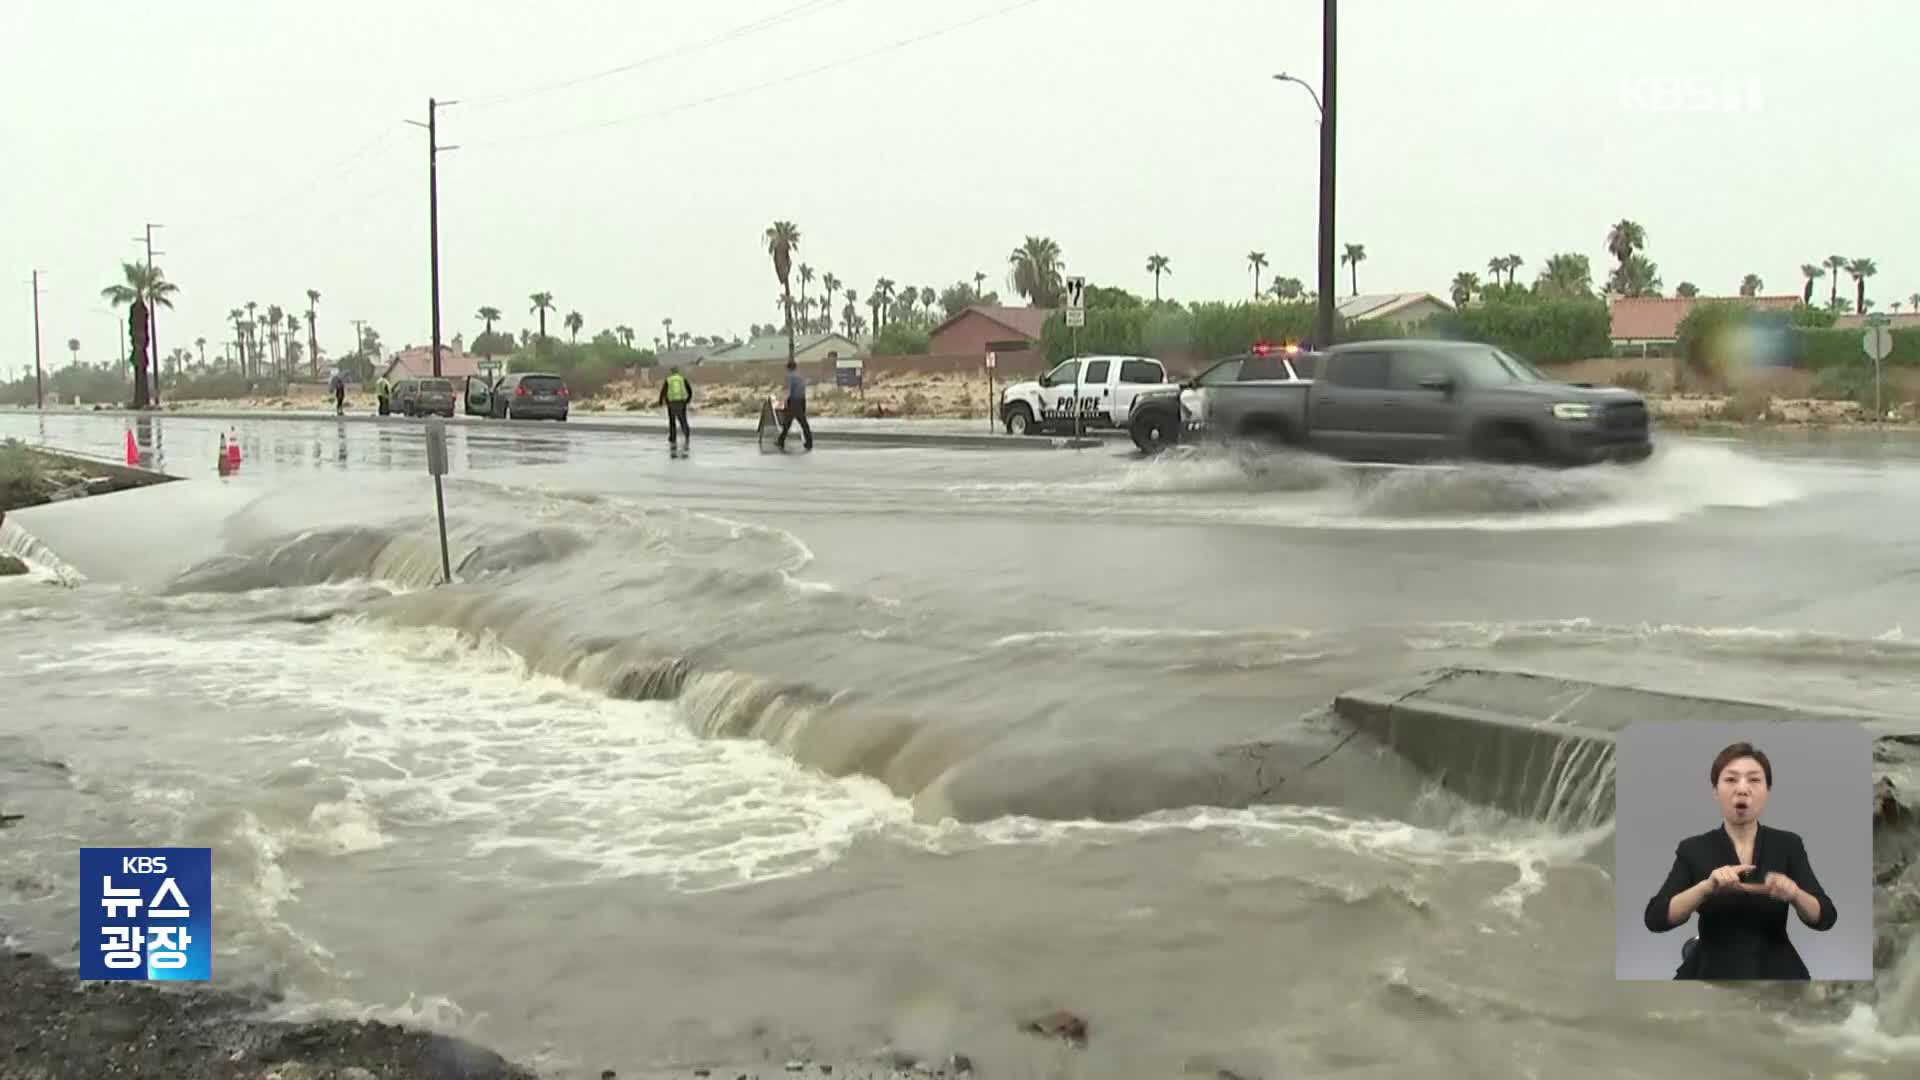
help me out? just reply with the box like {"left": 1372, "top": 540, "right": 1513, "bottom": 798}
{"left": 929, "top": 304, "right": 1056, "bottom": 343}
{"left": 1608, "top": 295, "right": 1801, "bottom": 342}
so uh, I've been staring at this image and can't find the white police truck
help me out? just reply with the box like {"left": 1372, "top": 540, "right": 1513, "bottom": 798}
{"left": 999, "top": 354, "right": 1173, "bottom": 436}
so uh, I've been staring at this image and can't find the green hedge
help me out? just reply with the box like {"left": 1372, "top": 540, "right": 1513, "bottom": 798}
{"left": 1678, "top": 302, "right": 1919, "bottom": 375}
{"left": 1040, "top": 301, "right": 1401, "bottom": 366}
{"left": 1421, "top": 298, "right": 1612, "bottom": 364}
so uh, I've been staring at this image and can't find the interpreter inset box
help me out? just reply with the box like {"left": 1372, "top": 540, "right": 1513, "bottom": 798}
{"left": 1614, "top": 722, "right": 1872, "bottom": 981}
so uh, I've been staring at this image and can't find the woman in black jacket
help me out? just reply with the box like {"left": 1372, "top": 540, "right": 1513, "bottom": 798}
{"left": 1643, "top": 741, "right": 1837, "bottom": 979}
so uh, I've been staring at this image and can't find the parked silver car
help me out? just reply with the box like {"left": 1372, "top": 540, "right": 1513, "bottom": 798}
{"left": 466, "top": 372, "right": 570, "bottom": 421}
{"left": 392, "top": 377, "right": 456, "bottom": 417}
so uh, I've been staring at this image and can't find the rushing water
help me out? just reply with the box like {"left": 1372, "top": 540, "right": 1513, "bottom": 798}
{"left": 5, "top": 413, "right": 1920, "bottom": 1078}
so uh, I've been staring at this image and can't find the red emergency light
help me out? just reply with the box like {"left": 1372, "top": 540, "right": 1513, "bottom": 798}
{"left": 1253, "top": 341, "right": 1273, "bottom": 356}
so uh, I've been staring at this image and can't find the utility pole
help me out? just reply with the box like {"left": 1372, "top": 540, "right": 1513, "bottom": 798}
{"left": 135, "top": 223, "right": 165, "bottom": 406}
{"left": 29, "top": 271, "right": 46, "bottom": 410}
{"left": 1314, "top": 0, "right": 1337, "bottom": 350}
{"left": 406, "top": 98, "right": 458, "bottom": 378}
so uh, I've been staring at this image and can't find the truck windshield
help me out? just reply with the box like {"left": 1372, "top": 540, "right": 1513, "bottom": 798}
{"left": 1457, "top": 347, "right": 1546, "bottom": 385}
{"left": 1045, "top": 361, "right": 1080, "bottom": 384}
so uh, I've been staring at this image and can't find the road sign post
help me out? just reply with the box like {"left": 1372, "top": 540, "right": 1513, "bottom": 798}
{"left": 1863, "top": 318, "right": 1893, "bottom": 422}
{"left": 424, "top": 417, "right": 453, "bottom": 585}
{"left": 1065, "top": 275, "right": 1087, "bottom": 444}
{"left": 986, "top": 351, "right": 996, "bottom": 433}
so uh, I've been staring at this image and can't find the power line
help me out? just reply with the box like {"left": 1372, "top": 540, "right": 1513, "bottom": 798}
{"left": 460, "top": 0, "right": 856, "bottom": 111}
{"left": 175, "top": 128, "right": 402, "bottom": 232}
{"left": 466, "top": 0, "right": 1043, "bottom": 152}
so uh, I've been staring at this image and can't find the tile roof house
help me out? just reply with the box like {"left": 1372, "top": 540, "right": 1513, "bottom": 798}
{"left": 1336, "top": 292, "right": 1452, "bottom": 326}
{"left": 927, "top": 305, "right": 1057, "bottom": 358}
{"left": 1608, "top": 295, "right": 1802, "bottom": 351}
{"left": 707, "top": 332, "right": 863, "bottom": 364}
{"left": 380, "top": 347, "right": 486, "bottom": 382}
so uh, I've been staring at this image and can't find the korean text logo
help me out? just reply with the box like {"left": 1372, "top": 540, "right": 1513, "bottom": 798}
{"left": 79, "top": 848, "right": 212, "bottom": 981}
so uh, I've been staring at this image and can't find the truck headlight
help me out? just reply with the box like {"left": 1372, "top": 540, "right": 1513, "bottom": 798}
{"left": 1551, "top": 402, "right": 1593, "bottom": 421}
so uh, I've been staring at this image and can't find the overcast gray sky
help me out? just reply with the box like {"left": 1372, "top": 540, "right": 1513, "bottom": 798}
{"left": 3, "top": 0, "right": 1913, "bottom": 372}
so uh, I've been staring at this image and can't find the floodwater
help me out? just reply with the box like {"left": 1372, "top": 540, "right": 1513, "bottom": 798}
{"left": 5, "top": 410, "right": 1920, "bottom": 1079}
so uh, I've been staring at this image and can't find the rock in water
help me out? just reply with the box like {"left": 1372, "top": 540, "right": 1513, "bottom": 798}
{"left": 0, "top": 554, "right": 28, "bottom": 577}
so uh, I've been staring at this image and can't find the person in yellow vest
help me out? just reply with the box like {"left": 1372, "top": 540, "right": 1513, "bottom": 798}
{"left": 375, "top": 373, "right": 393, "bottom": 416}
{"left": 658, "top": 366, "right": 693, "bottom": 453}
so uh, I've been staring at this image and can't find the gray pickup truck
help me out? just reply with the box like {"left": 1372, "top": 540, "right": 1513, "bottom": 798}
{"left": 1126, "top": 339, "right": 1653, "bottom": 467}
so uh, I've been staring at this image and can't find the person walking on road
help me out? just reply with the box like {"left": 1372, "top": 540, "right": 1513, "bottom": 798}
{"left": 375, "top": 373, "right": 392, "bottom": 416}
{"left": 659, "top": 366, "right": 693, "bottom": 453}
{"left": 329, "top": 369, "right": 347, "bottom": 415}
{"left": 776, "top": 359, "right": 813, "bottom": 452}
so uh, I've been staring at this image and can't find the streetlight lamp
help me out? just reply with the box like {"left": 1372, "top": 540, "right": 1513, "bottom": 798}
{"left": 1273, "top": 0, "right": 1336, "bottom": 350}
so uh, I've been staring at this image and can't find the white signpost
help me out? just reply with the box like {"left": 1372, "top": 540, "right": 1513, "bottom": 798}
{"left": 1063, "top": 276, "right": 1088, "bottom": 442}
{"left": 1864, "top": 318, "right": 1893, "bottom": 421}
{"left": 985, "top": 351, "right": 997, "bottom": 433}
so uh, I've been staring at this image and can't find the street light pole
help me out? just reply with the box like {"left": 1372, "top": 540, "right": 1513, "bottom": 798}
{"left": 30, "top": 270, "right": 46, "bottom": 410}
{"left": 1277, "top": 2, "right": 1336, "bottom": 349}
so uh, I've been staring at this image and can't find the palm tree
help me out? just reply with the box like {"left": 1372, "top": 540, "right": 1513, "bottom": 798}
{"left": 100, "top": 261, "right": 178, "bottom": 409}
{"left": 1486, "top": 255, "right": 1508, "bottom": 289}
{"left": 798, "top": 263, "right": 814, "bottom": 320}
{"left": 284, "top": 316, "right": 301, "bottom": 372}
{"left": 305, "top": 289, "right": 321, "bottom": 377}
{"left": 1605, "top": 220, "right": 1646, "bottom": 268}
{"left": 662, "top": 317, "right": 674, "bottom": 350}
{"left": 228, "top": 309, "right": 245, "bottom": 376}
{"left": 1607, "top": 254, "right": 1663, "bottom": 298}
{"left": 1825, "top": 255, "right": 1848, "bottom": 307}
{"left": 1007, "top": 236, "right": 1064, "bottom": 307}
{"left": 1909, "top": 291, "right": 1919, "bottom": 314}
{"left": 66, "top": 338, "right": 79, "bottom": 367}
{"left": 529, "top": 292, "right": 555, "bottom": 341}
{"left": 875, "top": 278, "right": 897, "bottom": 326}
{"left": 1505, "top": 253, "right": 1522, "bottom": 286}
{"left": 564, "top": 310, "right": 584, "bottom": 342}
{"left": 1801, "top": 264, "right": 1825, "bottom": 305}
{"left": 265, "top": 304, "right": 285, "bottom": 375}
{"left": 1846, "top": 257, "right": 1877, "bottom": 314}
{"left": 1340, "top": 243, "right": 1366, "bottom": 295}
{"left": 1449, "top": 272, "right": 1479, "bottom": 308}
{"left": 1739, "top": 274, "right": 1763, "bottom": 298}
{"left": 820, "top": 273, "right": 842, "bottom": 331}
{"left": 764, "top": 220, "right": 801, "bottom": 362}
{"left": 896, "top": 288, "right": 917, "bottom": 323}
{"left": 194, "top": 336, "right": 207, "bottom": 369}
{"left": 973, "top": 271, "right": 988, "bottom": 301}
{"left": 844, "top": 288, "right": 859, "bottom": 337}
{"left": 1247, "top": 251, "right": 1268, "bottom": 298}
{"left": 616, "top": 325, "right": 635, "bottom": 348}
{"left": 1675, "top": 282, "right": 1700, "bottom": 299}
{"left": 244, "top": 301, "right": 259, "bottom": 376}
{"left": 919, "top": 286, "right": 936, "bottom": 323}
{"left": 1271, "top": 276, "right": 1305, "bottom": 301}
{"left": 1536, "top": 253, "right": 1593, "bottom": 298}
{"left": 1146, "top": 254, "right": 1171, "bottom": 301}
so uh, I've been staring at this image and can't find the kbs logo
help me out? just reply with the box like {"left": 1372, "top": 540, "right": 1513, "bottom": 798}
{"left": 1617, "top": 75, "right": 1763, "bottom": 114}
{"left": 79, "top": 847, "right": 212, "bottom": 982}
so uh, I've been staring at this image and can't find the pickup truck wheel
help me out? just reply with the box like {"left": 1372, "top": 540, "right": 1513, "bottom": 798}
{"left": 1476, "top": 429, "right": 1541, "bottom": 465}
{"left": 1129, "top": 408, "right": 1179, "bottom": 454}
{"left": 1004, "top": 403, "right": 1037, "bottom": 436}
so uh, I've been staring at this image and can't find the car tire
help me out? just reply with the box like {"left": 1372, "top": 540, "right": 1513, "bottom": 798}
{"left": 1475, "top": 428, "right": 1541, "bottom": 465}
{"left": 1129, "top": 407, "right": 1179, "bottom": 455}
{"left": 1004, "top": 403, "right": 1036, "bottom": 436}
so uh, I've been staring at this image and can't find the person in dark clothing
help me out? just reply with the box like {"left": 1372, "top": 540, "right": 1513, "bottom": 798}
{"left": 329, "top": 370, "right": 346, "bottom": 415}
{"left": 775, "top": 358, "right": 813, "bottom": 451}
{"left": 658, "top": 366, "right": 693, "bottom": 451}
{"left": 1643, "top": 741, "right": 1837, "bottom": 980}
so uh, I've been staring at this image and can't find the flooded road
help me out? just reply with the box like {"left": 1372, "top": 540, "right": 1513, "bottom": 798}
{"left": 5, "top": 410, "right": 1920, "bottom": 1079}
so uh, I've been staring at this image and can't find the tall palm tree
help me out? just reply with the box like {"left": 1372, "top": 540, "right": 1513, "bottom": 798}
{"left": 764, "top": 220, "right": 801, "bottom": 362}
{"left": 1675, "top": 282, "right": 1700, "bottom": 298}
{"left": 195, "top": 336, "right": 207, "bottom": 369}
{"left": 1605, "top": 220, "right": 1646, "bottom": 268}
{"left": 1824, "top": 255, "right": 1848, "bottom": 307}
{"left": 66, "top": 338, "right": 79, "bottom": 367}
{"left": 284, "top": 315, "right": 301, "bottom": 372}
{"left": 1007, "top": 236, "right": 1064, "bottom": 307}
{"left": 1739, "top": 274, "right": 1763, "bottom": 298}
{"left": 264, "top": 304, "right": 285, "bottom": 375}
{"left": 1800, "top": 263, "right": 1825, "bottom": 305}
{"left": 895, "top": 288, "right": 917, "bottom": 323}
{"left": 797, "top": 263, "right": 814, "bottom": 320}
{"left": 1247, "top": 251, "right": 1268, "bottom": 298}
{"left": 820, "top": 273, "right": 842, "bottom": 331}
{"left": 1340, "top": 243, "right": 1367, "bottom": 296}
{"left": 244, "top": 301, "right": 259, "bottom": 376}
{"left": 1146, "top": 254, "right": 1171, "bottom": 301}
{"left": 844, "top": 288, "right": 859, "bottom": 336}
{"left": 228, "top": 309, "right": 245, "bottom": 376}
{"left": 919, "top": 286, "right": 936, "bottom": 322}
{"left": 1505, "top": 253, "right": 1522, "bottom": 286}
{"left": 973, "top": 271, "right": 988, "bottom": 302}
{"left": 875, "top": 278, "right": 897, "bottom": 326}
{"left": 1449, "top": 272, "right": 1479, "bottom": 308}
{"left": 662, "top": 317, "right": 674, "bottom": 350}
{"left": 616, "top": 325, "right": 634, "bottom": 348}
{"left": 1536, "top": 253, "right": 1593, "bottom": 298}
{"left": 1486, "top": 255, "right": 1507, "bottom": 289}
{"left": 1909, "top": 291, "right": 1919, "bottom": 313}
{"left": 1846, "top": 257, "right": 1877, "bottom": 314}
{"left": 100, "top": 261, "right": 177, "bottom": 409}
{"left": 529, "top": 292, "right": 556, "bottom": 343}
{"left": 306, "top": 289, "right": 321, "bottom": 377}
{"left": 564, "top": 310, "right": 584, "bottom": 342}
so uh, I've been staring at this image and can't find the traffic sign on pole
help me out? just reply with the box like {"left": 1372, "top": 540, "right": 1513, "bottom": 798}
{"left": 1065, "top": 308, "right": 1086, "bottom": 328}
{"left": 1064, "top": 275, "right": 1086, "bottom": 310}
{"left": 1864, "top": 325, "right": 1892, "bottom": 361}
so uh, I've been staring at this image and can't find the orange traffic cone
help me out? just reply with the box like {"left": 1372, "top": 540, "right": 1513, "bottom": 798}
{"left": 226, "top": 427, "right": 242, "bottom": 466}
{"left": 125, "top": 429, "right": 139, "bottom": 466}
